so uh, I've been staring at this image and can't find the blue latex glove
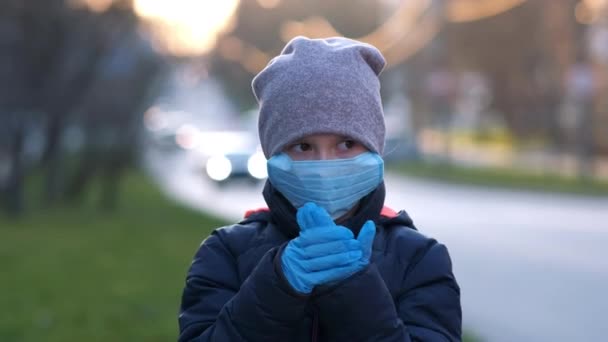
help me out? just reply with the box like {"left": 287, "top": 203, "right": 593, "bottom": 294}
{"left": 281, "top": 202, "right": 376, "bottom": 294}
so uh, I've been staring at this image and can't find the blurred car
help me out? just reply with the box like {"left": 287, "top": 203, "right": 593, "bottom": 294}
{"left": 197, "top": 130, "right": 267, "bottom": 184}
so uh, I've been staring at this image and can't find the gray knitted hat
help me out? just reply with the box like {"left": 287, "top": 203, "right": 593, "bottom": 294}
{"left": 252, "top": 36, "right": 386, "bottom": 158}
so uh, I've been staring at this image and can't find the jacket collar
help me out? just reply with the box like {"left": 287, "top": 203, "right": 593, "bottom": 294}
{"left": 261, "top": 180, "right": 387, "bottom": 239}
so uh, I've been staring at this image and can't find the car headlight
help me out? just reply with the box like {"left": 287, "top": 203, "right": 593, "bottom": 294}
{"left": 206, "top": 156, "right": 232, "bottom": 181}
{"left": 247, "top": 152, "right": 267, "bottom": 179}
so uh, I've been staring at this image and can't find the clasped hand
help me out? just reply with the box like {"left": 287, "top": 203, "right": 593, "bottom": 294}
{"left": 281, "top": 202, "right": 376, "bottom": 294}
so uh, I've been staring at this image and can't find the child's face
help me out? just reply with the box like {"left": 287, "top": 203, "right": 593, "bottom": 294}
{"left": 283, "top": 133, "right": 368, "bottom": 161}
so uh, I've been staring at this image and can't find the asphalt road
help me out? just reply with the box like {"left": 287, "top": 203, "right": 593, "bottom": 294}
{"left": 146, "top": 148, "right": 608, "bottom": 342}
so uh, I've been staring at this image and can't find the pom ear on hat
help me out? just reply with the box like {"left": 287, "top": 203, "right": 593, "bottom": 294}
{"left": 357, "top": 43, "right": 386, "bottom": 75}
{"left": 252, "top": 36, "right": 387, "bottom": 159}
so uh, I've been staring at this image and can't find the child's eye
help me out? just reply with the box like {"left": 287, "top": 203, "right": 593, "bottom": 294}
{"left": 338, "top": 140, "right": 355, "bottom": 150}
{"left": 291, "top": 142, "right": 311, "bottom": 152}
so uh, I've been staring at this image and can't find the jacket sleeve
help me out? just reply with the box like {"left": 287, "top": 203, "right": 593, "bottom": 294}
{"left": 313, "top": 239, "right": 461, "bottom": 341}
{"left": 178, "top": 230, "right": 309, "bottom": 341}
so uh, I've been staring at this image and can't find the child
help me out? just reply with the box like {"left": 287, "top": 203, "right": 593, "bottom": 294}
{"left": 179, "top": 36, "right": 461, "bottom": 341}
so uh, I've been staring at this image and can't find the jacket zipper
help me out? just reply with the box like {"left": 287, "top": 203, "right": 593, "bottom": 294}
{"left": 311, "top": 311, "right": 319, "bottom": 342}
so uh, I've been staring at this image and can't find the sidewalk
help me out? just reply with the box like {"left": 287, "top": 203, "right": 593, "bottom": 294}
{"left": 417, "top": 130, "right": 608, "bottom": 181}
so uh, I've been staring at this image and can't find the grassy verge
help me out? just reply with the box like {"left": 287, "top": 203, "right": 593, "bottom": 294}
{"left": 390, "top": 160, "right": 608, "bottom": 196}
{"left": 0, "top": 171, "right": 480, "bottom": 341}
{"left": 0, "top": 172, "right": 226, "bottom": 342}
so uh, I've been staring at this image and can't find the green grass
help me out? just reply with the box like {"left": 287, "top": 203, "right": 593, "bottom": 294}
{"left": 390, "top": 161, "right": 608, "bottom": 196}
{"left": 0, "top": 172, "right": 227, "bottom": 342}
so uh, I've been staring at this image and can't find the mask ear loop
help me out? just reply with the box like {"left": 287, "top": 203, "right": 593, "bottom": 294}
{"left": 381, "top": 142, "right": 400, "bottom": 160}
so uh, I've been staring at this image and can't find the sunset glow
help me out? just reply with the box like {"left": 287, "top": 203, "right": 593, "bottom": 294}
{"left": 133, "top": 0, "right": 240, "bottom": 55}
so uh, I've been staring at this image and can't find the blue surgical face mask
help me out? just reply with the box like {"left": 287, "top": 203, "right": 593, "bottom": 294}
{"left": 267, "top": 152, "right": 384, "bottom": 219}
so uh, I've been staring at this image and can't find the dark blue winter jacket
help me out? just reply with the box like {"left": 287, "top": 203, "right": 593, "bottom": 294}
{"left": 179, "top": 183, "right": 461, "bottom": 341}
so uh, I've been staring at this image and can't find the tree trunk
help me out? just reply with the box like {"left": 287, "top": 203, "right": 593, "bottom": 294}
{"left": 4, "top": 115, "right": 26, "bottom": 216}
{"left": 42, "top": 113, "right": 65, "bottom": 204}
{"left": 65, "top": 125, "right": 98, "bottom": 203}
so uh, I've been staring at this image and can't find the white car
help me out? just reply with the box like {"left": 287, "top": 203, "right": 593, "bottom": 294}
{"left": 198, "top": 130, "right": 267, "bottom": 183}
